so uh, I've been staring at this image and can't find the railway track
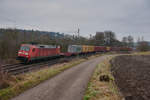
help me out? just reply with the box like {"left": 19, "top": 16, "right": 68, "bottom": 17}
{"left": 2, "top": 63, "right": 23, "bottom": 69}
{"left": 1, "top": 56, "right": 79, "bottom": 75}
{"left": 1, "top": 53, "right": 96, "bottom": 75}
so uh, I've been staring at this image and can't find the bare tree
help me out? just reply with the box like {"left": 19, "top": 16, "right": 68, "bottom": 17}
{"left": 122, "top": 35, "right": 134, "bottom": 47}
{"left": 122, "top": 37, "right": 128, "bottom": 46}
{"left": 127, "top": 35, "right": 134, "bottom": 47}
{"left": 0, "top": 60, "right": 3, "bottom": 88}
{"left": 137, "top": 41, "right": 150, "bottom": 51}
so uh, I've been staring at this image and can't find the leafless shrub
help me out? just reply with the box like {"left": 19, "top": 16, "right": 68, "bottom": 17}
{"left": 0, "top": 61, "right": 2, "bottom": 78}
{"left": 137, "top": 41, "right": 150, "bottom": 51}
{"left": 0, "top": 62, "right": 11, "bottom": 89}
{"left": 99, "top": 74, "right": 110, "bottom": 82}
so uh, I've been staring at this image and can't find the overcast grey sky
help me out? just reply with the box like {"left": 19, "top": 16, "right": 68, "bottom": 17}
{"left": 0, "top": 0, "right": 150, "bottom": 41}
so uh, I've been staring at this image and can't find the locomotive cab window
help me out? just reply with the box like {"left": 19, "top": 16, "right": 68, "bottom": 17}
{"left": 20, "top": 46, "right": 30, "bottom": 51}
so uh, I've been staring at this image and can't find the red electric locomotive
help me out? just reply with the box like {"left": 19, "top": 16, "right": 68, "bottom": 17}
{"left": 17, "top": 44, "right": 60, "bottom": 63}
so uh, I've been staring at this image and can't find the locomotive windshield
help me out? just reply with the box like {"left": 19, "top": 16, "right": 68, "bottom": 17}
{"left": 20, "top": 46, "right": 30, "bottom": 51}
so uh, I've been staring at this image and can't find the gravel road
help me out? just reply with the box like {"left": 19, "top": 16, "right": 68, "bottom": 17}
{"left": 11, "top": 56, "right": 108, "bottom": 100}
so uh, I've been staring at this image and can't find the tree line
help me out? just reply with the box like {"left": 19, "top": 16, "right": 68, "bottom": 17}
{"left": 0, "top": 28, "right": 144, "bottom": 62}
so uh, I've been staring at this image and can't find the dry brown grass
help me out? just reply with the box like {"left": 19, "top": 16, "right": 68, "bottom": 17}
{"left": 0, "top": 54, "right": 101, "bottom": 100}
{"left": 0, "top": 65, "right": 18, "bottom": 90}
{"left": 0, "top": 64, "right": 8, "bottom": 89}
{"left": 133, "top": 51, "right": 150, "bottom": 55}
{"left": 84, "top": 56, "right": 123, "bottom": 100}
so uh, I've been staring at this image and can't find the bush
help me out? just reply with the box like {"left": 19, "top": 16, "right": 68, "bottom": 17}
{"left": 137, "top": 41, "right": 150, "bottom": 51}
{"left": 0, "top": 63, "right": 12, "bottom": 89}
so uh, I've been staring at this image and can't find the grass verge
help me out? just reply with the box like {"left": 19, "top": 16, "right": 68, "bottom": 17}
{"left": 0, "top": 55, "right": 100, "bottom": 100}
{"left": 84, "top": 56, "right": 122, "bottom": 100}
{"left": 133, "top": 51, "right": 150, "bottom": 55}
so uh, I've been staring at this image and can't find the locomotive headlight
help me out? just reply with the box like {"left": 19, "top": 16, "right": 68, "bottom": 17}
{"left": 18, "top": 52, "right": 22, "bottom": 54}
{"left": 25, "top": 53, "right": 28, "bottom": 55}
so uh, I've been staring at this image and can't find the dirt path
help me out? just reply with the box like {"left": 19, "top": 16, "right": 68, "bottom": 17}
{"left": 11, "top": 56, "right": 108, "bottom": 100}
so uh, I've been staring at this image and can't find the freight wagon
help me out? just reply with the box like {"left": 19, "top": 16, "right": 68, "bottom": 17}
{"left": 63, "top": 45, "right": 82, "bottom": 56}
{"left": 94, "top": 46, "right": 106, "bottom": 52}
{"left": 111, "top": 46, "right": 132, "bottom": 51}
{"left": 82, "top": 45, "right": 95, "bottom": 53}
{"left": 62, "top": 45, "right": 94, "bottom": 56}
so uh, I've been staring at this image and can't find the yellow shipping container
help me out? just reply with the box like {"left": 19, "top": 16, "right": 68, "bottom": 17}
{"left": 88, "top": 46, "right": 92, "bottom": 52}
{"left": 82, "top": 45, "right": 88, "bottom": 53}
{"left": 82, "top": 45, "right": 95, "bottom": 53}
{"left": 87, "top": 46, "right": 90, "bottom": 52}
{"left": 106, "top": 46, "right": 111, "bottom": 51}
{"left": 91, "top": 46, "right": 94, "bottom": 52}
{"left": 88, "top": 45, "right": 94, "bottom": 52}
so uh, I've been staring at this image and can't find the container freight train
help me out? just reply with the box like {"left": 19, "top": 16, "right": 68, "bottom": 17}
{"left": 17, "top": 44, "right": 132, "bottom": 63}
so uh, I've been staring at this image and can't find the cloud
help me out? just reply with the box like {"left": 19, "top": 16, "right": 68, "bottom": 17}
{"left": 0, "top": 0, "right": 150, "bottom": 41}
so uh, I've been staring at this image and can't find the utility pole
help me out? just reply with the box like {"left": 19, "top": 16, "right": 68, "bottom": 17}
{"left": 90, "top": 34, "right": 92, "bottom": 39}
{"left": 141, "top": 36, "right": 144, "bottom": 41}
{"left": 77, "top": 28, "right": 80, "bottom": 38}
